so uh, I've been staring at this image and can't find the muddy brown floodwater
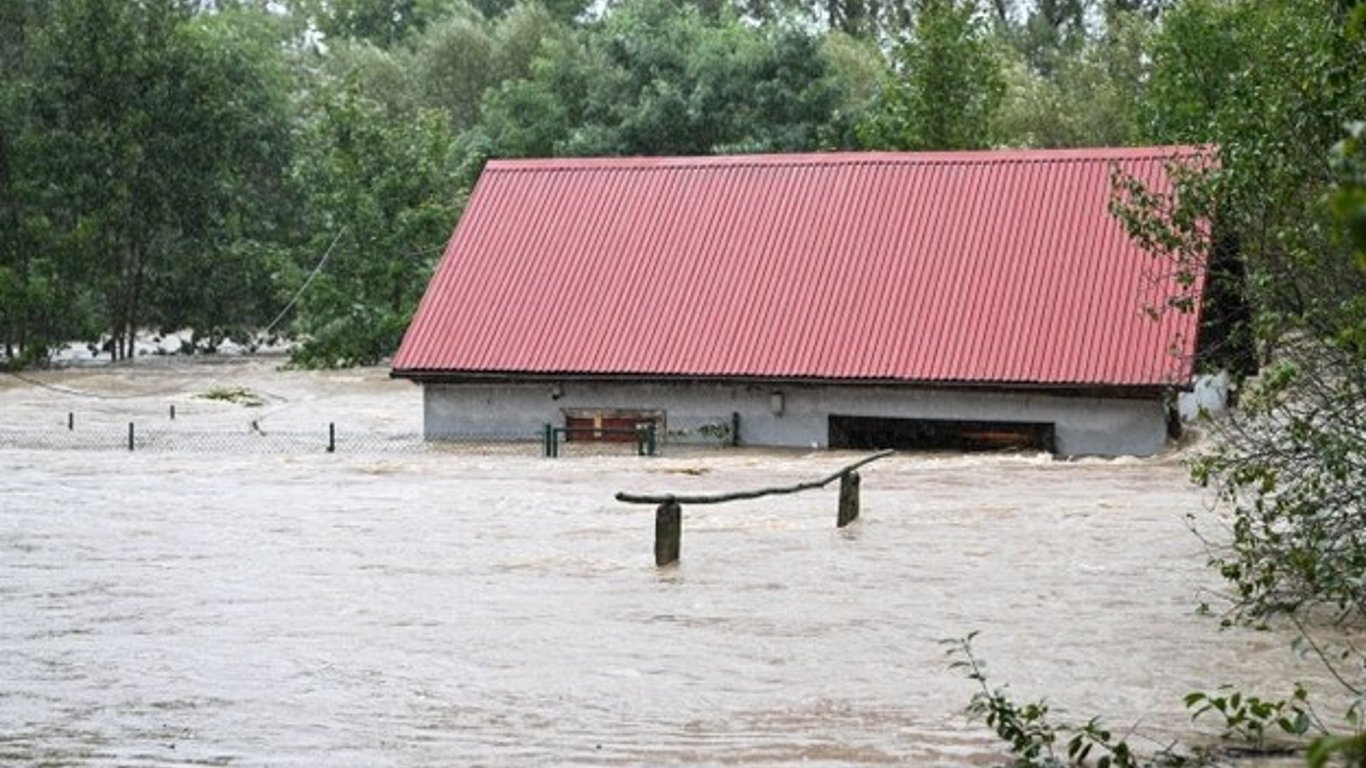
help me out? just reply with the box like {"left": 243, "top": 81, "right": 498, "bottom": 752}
{"left": 0, "top": 358, "right": 1344, "bottom": 766}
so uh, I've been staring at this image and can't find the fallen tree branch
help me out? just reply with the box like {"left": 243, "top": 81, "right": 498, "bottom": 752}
{"left": 614, "top": 449, "right": 894, "bottom": 505}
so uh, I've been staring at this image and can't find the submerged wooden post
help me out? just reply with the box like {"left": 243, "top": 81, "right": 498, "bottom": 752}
{"left": 127, "top": 422, "right": 135, "bottom": 452}
{"left": 170, "top": 404, "right": 176, "bottom": 420}
{"left": 655, "top": 500, "right": 681, "bottom": 566}
{"left": 327, "top": 422, "right": 336, "bottom": 453}
{"left": 617, "top": 449, "right": 892, "bottom": 566}
{"left": 68, "top": 412, "right": 74, "bottom": 431}
{"left": 837, "top": 470, "right": 860, "bottom": 527}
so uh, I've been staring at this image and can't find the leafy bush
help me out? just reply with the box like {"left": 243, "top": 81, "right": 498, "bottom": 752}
{"left": 1184, "top": 685, "right": 1321, "bottom": 750}
{"left": 946, "top": 632, "right": 1156, "bottom": 768}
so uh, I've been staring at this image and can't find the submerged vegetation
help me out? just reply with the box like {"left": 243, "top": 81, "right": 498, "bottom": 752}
{"left": 196, "top": 386, "right": 268, "bottom": 407}
{"left": 949, "top": 632, "right": 1342, "bottom": 767}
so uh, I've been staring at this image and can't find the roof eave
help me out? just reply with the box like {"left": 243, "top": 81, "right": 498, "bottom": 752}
{"left": 389, "top": 368, "right": 1191, "bottom": 398}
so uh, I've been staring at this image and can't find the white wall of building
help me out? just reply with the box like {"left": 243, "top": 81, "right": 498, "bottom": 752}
{"left": 420, "top": 380, "right": 1170, "bottom": 457}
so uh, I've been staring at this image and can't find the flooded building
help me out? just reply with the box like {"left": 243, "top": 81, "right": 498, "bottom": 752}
{"left": 391, "top": 148, "right": 1210, "bottom": 456}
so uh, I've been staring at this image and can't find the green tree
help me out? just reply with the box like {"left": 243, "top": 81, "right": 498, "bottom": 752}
{"left": 23, "top": 0, "right": 298, "bottom": 360}
{"left": 25, "top": 0, "right": 180, "bottom": 360}
{"left": 1337, "top": 123, "right": 1366, "bottom": 265}
{"left": 488, "top": 1, "right": 572, "bottom": 83}
{"left": 466, "top": 0, "right": 588, "bottom": 24}
{"left": 412, "top": 7, "right": 498, "bottom": 131}
{"left": 1, "top": 1, "right": 91, "bottom": 366}
{"left": 857, "top": 0, "right": 1006, "bottom": 150}
{"left": 988, "top": 0, "right": 1086, "bottom": 75}
{"left": 288, "top": 82, "right": 463, "bottom": 367}
{"left": 1116, "top": 0, "right": 1366, "bottom": 624}
{"left": 477, "top": 0, "right": 850, "bottom": 157}
{"left": 145, "top": 8, "right": 299, "bottom": 352}
{"left": 821, "top": 0, "right": 911, "bottom": 39}
{"left": 288, "top": 0, "right": 469, "bottom": 46}
{"left": 819, "top": 30, "right": 892, "bottom": 146}
{"left": 9, "top": 0, "right": 302, "bottom": 361}
{"left": 320, "top": 39, "right": 423, "bottom": 120}
{"left": 991, "top": 7, "right": 1152, "bottom": 148}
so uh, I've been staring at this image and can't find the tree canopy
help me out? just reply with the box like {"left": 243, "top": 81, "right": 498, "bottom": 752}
{"left": 0, "top": 0, "right": 1361, "bottom": 382}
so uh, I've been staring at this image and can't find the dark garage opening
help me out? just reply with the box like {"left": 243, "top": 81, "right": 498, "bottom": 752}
{"left": 828, "top": 415, "right": 1056, "bottom": 453}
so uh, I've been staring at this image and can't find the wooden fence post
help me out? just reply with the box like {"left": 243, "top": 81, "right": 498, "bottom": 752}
{"left": 655, "top": 500, "right": 681, "bottom": 566}
{"left": 837, "top": 470, "right": 860, "bottom": 527}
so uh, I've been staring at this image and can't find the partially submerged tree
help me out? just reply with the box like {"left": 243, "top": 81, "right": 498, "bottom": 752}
{"left": 11, "top": 0, "right": 298, "bottom": 361}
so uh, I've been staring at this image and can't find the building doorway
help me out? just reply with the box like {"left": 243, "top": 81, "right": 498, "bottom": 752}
{"left": 828, "top": 415, "right": 1055, "bottom": 452}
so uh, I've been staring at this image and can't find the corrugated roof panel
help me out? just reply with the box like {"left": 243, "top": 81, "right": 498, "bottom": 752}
{"left": 393, "top": 148, "right": 1210, "bottom": 388}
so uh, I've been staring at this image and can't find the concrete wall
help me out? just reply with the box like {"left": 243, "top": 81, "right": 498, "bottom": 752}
{"left": 422, "top": 380, "right": 1170, "bottom": 457}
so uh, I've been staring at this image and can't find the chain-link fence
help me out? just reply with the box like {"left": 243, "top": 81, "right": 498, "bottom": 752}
{"left": 0, "top": 423, "right": 665, "bottom": 457}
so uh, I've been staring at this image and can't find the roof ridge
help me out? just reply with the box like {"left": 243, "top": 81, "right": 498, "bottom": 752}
{"left": 486, "top": 146, "right": 1209, "bottom": 173}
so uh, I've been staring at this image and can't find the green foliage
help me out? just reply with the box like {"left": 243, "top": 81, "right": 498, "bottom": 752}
{"left": 1335, "top": 122, "right": 1366, "bottom": 273}
{"left": 1308, "top": 731, "right": 1366, "bottom": 768}
{"left": 288, "top": 82, "right": 462, "bottom": 368}
{"left": 9, "top": 0, "right": 299, "bottom": 361}
{"left": 1113, "top": 0, "right": 1366, "bottom": 625}
{"left": 1185, "top": 685, "right": 1322, "bottom": 750}
{"left": 1110, "top": 5, "right": 1366, "bottom": 763}
{"left": 1187, "top": 351, "right": 1366, "bottom": 621}
{"left": 406, "top": 2, "right": 570, "bottom": 132}
{"left": 821, "top": 0, "right": 911, "bottom": 38}
{"left": 412, "top": 9, "right": 497, "bottom": 131}
{"left": 319, "top": 39, "right": 423, "bottom": 119}
{"left": 945, "top": 633, "right": 1156, "bottom": 768}
{"left": 857, "top": 0, "right": 1006, "bottom": 151}
{"left": 145, "top": 8, "right": 299, "bottom": 351}
{"left": 197, "top": 386, "right": 267, "bottom": 406}
{"left": 477, "top": 0, "right": 851, "bottom": 157}
{"left": 289, "top": 0, "right": 471, "bottom": 46}
{"left": 0, "top": 1, "right": 75, "bottom": 364}
{"left": 992, "top": 9, "right": 1153, "bottom": 148}
{"left": 1144, "top": 0, "right": 1366, "bottom": 352}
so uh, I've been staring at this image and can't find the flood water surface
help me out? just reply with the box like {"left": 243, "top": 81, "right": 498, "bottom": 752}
{"left": 0, "top": 361, "right": 1341, "bottom": 766}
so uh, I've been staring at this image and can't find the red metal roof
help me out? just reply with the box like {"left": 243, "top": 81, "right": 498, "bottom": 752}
{"left": 393, "top": 148, "right": 1209, "bottom": 388}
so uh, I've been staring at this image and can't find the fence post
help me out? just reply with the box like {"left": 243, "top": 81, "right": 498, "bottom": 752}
{"left": 543, "top": 423, "right": 552, "bottom": 457}
{"left": 68, "top": 412, "right": 74, "bottom": 431}
{"left": 837, "top": 470, "right": 860, "bottom": 527}
{"left": 327, "top": 422, "right": 336, "bottom": 453}
{"left": 655, "top": 500, "right": 681, "bottom": 566}
{"left": 731, "top": 411, "right": 740, "bottom": 446}
{"left": 170, "top": 404, "right": 176, "bottom": 420}
{"left": 128, "top": 422, "right": 135, "bottom": 452}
